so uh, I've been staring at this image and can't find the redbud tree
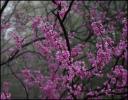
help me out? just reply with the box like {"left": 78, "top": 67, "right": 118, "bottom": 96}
{"left": 1, "top": 0, "right": 128, "bottom": 99}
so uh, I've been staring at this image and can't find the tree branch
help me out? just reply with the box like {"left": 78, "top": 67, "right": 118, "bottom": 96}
{"left": 7, "top": 62, "right": 29, "bottom": 99}
{"left": 62, "top": 0, "right": 74, "bottom": 22}
{"left": 1, "top": 37, "right": 45, "bottom": 66}
{"left": 0, "top": 0, "right": 9, "bottom": 15}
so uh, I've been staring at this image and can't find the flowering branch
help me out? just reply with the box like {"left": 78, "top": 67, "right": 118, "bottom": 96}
{"left": 1, "top": 37, "right": 45, "bottom": 66}
{"left": 51, "top": 2, "right": 74, "bottom": 57}
{"left": 62, "top": 0, "right": 74, "bottom": 22}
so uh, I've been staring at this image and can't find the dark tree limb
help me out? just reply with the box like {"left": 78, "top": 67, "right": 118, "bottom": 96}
{"left": 62, "top": 0, "right": 74, "bottom": 22}
{"left": 1, "top": 37, "right": 45, "bottom": 66}
{"left": 0, "top": 0, "right": 9, "bottom": 15}
{"left": 51, "top": 0, "right": 74, "bottom": 56}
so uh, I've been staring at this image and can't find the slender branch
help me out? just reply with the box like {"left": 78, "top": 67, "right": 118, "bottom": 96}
{"left": 7, "top": 62, "right": 29, "bottom": 99}
{"left": 57, "top": 13, "right": 71, "bottom": 54}
{"left": 52, "top": 11, "right": 71, "bottom": 60}
{"left": 1, "top": 37, "right": 45, "bottom": 66}
{"left": 14, "top": 50, "right": 46, "bottom": 62}
{"left": 62, "top": 0, "right": 74, "bottom": 22}
{"left": 52, "top": 0, "right": 74, "bottom": 56}
{"left": 2, "top": 1, "right": 20, "bottom": 24}
{"left": 0, "top": 0, "right": 9, "bottom": 15}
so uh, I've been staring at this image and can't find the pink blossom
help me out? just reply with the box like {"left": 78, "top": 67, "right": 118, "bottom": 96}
{"left": 1, "top": 82, "right": 11, "bottom": 100}
{"left": 56, "top": 50, "right": 70, "bottom": 66}
{"left": 11, "top": 32, "right": 24, "bottom": 49}
{"left": 43, "top": 80, "right": 59, "bottom": 99}
{"left": 1, "top": 92, "right": 11, "bottom": 100}
{"left": 32, "top": 16, "right": 42, "bottom": 29}
{"left": 122, "top": 18, "right": 128, "bottom": 40}
{"left": 113, "top": 65, "right": 127, "bottom": 87}
{"left": 91, "top": 20, "right": 105, "bottom": 36}
{"left": 114, "top": 40, "right": 127, "bottom": 56}
{"left": 71, "top": 44, "right": 84, "bottom": 57}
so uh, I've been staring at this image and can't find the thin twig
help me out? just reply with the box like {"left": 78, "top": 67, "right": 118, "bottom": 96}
{"left": 7, "top": 62, "right": 29, "bottom": 99}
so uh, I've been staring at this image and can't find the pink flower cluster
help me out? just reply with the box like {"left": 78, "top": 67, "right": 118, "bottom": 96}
{"left": 43, "top": 80, "right": 59, "bottom": 99}
{"left": 53, "top": 1, "right": 68, "bottom": 17}
{"left": 122, "top": 18, "right": 127, "bottom": 40}
{"left": 16, "top": 2, "right": 128, "bottom": 98}
{"left": 86, "top": 65, "right": 127, "bottom": 97}
{"left": 1, "top": 22, "right": 11, "bottom": 31}
{"left": 36, "top": 17, "right": 67, "bottom": 50}
{"left": 21, "top": 68, "right": 47, "bottom": 90}
{"left": 21, "top": 68, "right": 65, "bottom": 99}
{"left": 31, "top": 16, "right": 89, "bottom": 98}
{"left": 67, "top": 83, "right": 83, "bottom": 97}
{"left": 105, "top": 65, "right": 128, "bottom": 94}
{"left": 1, "top": 1, "right": 128, "bottom": 99}
{"left": 112, "top": 65, "right": 127, "bottom": 87}
{"left": 11, "top": 32, "right": 24, "bottom": 49}
{"left": 32, "top": 16, "right": 41, "bottom": 30}
{"left": 34, "top": 41, "right": 51, "bottom": 58}
{"left": 71, "top": 44, "right": 85, "bottom": 57}
{"left": 113, "top": 40, "right": 127, "bottom": 56}
{"left": 88, "top": 38, "right": 113, "bottom": 70}
{"left": 56, "top": 50, "right": 70, "bottom": 67}
{"left": 70, "top": 61, "right": 87, "bottom": 79}
{"left": 96, "top": 48, "right": 112, "bottom": 68}
{"left": 1, "top": 82, "right": 11, "bottom": 100}
{"left": 91, "top": 20, "right": 105, "bottom": 36}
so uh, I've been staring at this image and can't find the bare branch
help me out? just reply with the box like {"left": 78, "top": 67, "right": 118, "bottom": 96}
{"left": 0, "top": 0, "right": 9, "bottom": 15}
